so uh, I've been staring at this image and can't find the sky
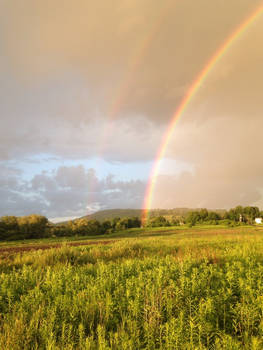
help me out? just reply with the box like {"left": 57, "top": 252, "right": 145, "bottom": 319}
{"left": 1, "top": 0, "right": 263, "bottom": 221}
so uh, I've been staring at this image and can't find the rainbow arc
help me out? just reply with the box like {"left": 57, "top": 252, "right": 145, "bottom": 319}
{"left": 142, "top": 3, "right": 263, "bottom": 223}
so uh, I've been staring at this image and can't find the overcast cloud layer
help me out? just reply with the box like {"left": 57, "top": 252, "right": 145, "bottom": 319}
{"left": 1, "top": 0, "right": 263, "bottom": 218}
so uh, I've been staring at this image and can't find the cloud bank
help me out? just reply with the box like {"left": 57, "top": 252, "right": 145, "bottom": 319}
{"left": 0, "top": 164, "right": 145, "bottom": 219}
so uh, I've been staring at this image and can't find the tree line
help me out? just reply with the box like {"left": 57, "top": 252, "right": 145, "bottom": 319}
{"left": 0, "top": 206, "right": 262, "bottom": 241}
{"left": 184, "top": 206, "right": 262, "bottom": 227}
{"left": 0, "top": 215, "right": 141, "bottom": 241}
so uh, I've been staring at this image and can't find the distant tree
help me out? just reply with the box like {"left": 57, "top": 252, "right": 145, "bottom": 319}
{"left": 224, "top": 206, "right": 260, "bottom": 224}
{"left": 50, "top": 224, "right": 70, "bottom": 237}
{"left": 199, "top": 209, "right": 209, "bottom": 222}
{"left": 18, "top": 214, "right": 48, "bottom": 239}
{"left": 0, "top": 214, "right": 49, "bottom": 240}
{"left": 86, "top": 220, "right": 102, "bottom": 235}
{"left": 1, "top": 215, "right": 18, "bottom": 230}
{"left": 124, "top": 217, "right": 141, "bottom": 228}
{"left": 101, "top": 220, "right": 112, "bottom": 234}
{"left": 112, "top": 217, "right": 121, "bottom": 230}
{"left": 0, "top": 216, "right": 19, "bottom": 240}
{"left": 71, "top": 218, "right": 102, "bottom": 235}
{"left": 225, "top": 208, "right": 240, "bottom": 222}
{"left": 186, "top": 211, "right": 200, "bottom": 226}
{"left": 207, "top": 211, "right": 220, "bottom": 221}
{"left": 171, "top": 216, "right": 180, "bottom": 226}
{"left": 149, "top": 216, "right": 170, "bottom": 227}
{"left": 244, "top": 206, "right": 260, "bottom": 224}
{"left": 114, "top": 217, "right": 141, "bottom": 231}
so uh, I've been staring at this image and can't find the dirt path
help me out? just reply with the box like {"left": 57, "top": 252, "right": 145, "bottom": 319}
{"left": 0, "top": 240, "right": 117, "bottom": 255}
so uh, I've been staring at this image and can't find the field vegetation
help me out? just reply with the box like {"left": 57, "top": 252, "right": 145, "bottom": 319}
{"left": 1, "top": 224, "right": 263, "bottom": 348}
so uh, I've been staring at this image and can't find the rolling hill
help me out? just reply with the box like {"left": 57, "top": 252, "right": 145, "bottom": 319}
{"left": 80, "top": 208, "right": 226, "bottom": 222}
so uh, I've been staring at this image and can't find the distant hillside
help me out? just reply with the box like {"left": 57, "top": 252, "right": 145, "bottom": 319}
{"left": 81, "top": 208, "right": 226, "bottom": 222}
{"left": 82, "top": 209, "right": 143, "bottom": 222}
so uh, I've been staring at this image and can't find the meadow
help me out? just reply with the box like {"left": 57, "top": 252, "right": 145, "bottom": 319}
{"left": 1, "top": 225, "right": 263, "bottom": 349}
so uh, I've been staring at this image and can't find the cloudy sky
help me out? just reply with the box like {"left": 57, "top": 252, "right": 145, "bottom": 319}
{"left": 1, "top": 0, "right": 263, "bottom": 221}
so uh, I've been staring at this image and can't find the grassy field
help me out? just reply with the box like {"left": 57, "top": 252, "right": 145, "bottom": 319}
{"left": 1, "top": 225, "right": 263, "bottom": 349}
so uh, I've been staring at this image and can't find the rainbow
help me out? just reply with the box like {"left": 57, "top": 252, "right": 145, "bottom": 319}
{"left": 142, "top": 3, "right": 263, "bottom": 224}
{"left": 90, "top": 3, "right": 173, "bottom": 213}
{"left": 97, "top": 2, "right": 173, "bottom": 156}
{"left": 108, "top": 2, "right": 173, "bottom": 120}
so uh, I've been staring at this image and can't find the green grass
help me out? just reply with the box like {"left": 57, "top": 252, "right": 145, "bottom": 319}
{"left": 0, "top": 225, "right": 180, "bottom": 247}
{"left": 0, "top": 224, "right": 258, "bottom": 248}
{"left": 1, "top": 225, "right": 263, "bottom": 349}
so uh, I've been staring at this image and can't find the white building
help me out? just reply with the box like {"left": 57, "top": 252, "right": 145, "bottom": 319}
{"left": 255, "top": 218, "right": 262, "bottom": 224}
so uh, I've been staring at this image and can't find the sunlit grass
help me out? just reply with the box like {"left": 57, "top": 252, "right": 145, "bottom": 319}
{"left": 1, "top": 226, "right": 263, "bottom": 348}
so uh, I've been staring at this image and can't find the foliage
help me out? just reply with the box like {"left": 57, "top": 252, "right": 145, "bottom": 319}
{"left": 1, "top": 228, "right": 263, "bottom": 348}
{"left": 0, "top": 215, "right": 48, "bottom": 240}
{"left": 0, "top": 215, "right": 141, "bottom": 241}
{"left": 148, "top": 215, "right": 170, "bottom": 227}
{"left": 225, "top": 205, "right": 260, "bottom": 224}
{"left": 185, "top": 209, "right": 221, "bottom": 226}
{"left": 0, "top": 205, "right": 262, "bottom": 242}
{"left": 170, "top": 216, "right": 180, "bottom": 226}
{"left": 115, "top": 217, "right": 141, "bottom": 230}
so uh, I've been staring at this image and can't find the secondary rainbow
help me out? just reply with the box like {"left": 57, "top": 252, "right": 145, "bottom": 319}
{"left": 97, "top": 2, "right": 173, "bottom": 156}
{"left": 142, "top": 3, "right": 263, "bottom": 223}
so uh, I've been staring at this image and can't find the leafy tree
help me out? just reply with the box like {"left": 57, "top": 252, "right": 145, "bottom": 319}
{"left": 101, "top": 220, "right": 112, "bottom": 234}
{"left": 207, "top": 211, "right": 220, "bottom": 221}
{"left": 0, "top": 215, "right": 49, "bottom": 240}
{"left": 130, "top": 217, "right": 141, "bottom": 228}
{"left": 112, "top": 217, "right": 121, "bottom": 230}
{"left": 18, "top": 214, "right": 48, "bottom": 239}
{"left": 199, "top": 209, "right": 209, "bottom": 221}
{"left": 0, "top": 216, "right": 19, "bottom": 240}
{"left": 244, "top": 206, "right": 260, "bottom": 224}
{"left": 114, "top": 217, "right": 141, "bottom": 231}
{"left": 171, "top": 216, "right": 180, "bottom": 226}
{"left": 225, "top": 206, "right": 260, "bottom": 224}
{"left": 186, "top": 211, "right": 201, "bottom": 226}
{"left": 85, "top": 220, "right": 102, "bottom": 235}
{"left": 149, "top": 216, "right": 170, "bottom": 227}
{"left": 50, "top": 224, "right": 71, "bottom": 237}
